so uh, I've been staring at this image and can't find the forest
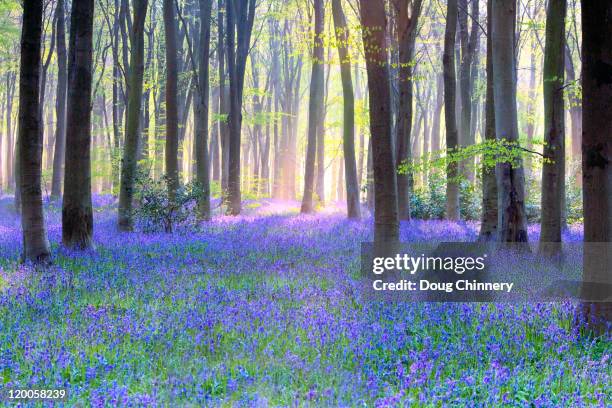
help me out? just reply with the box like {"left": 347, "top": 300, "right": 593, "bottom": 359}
{"left": 0, "top": 0, "right": 610, "bottom": 405}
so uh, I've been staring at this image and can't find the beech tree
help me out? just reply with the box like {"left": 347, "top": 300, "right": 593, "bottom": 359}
{"left": 225, "top": 0, "right": 257, "bottom": 215}
{"left": 579, "top": 0, "right": 612, "bottom": 333}
{"left": 491, "top": 0, "right": 528, "bottom": 242}
{"left": 478, "top": 0, "right": 498, "bottom": 241}
{"left": 50, "top": 0, "right": 67, "bottom": 199}
{"left": 393, "top": 0, "right": 423, "bottom": 221}
{"left": 443, "top": 0, "right": 460, "bottom": 220}
{"left": 63, "top": 0, "right": 95, "bottom": 248}
{"left": 164, "top": 0, "right": 180, "bottom": 202}
{"left": 331, "top": 0, "right": 360, "bottom": 219}
{"left": 18, "top": 0, "right": 51, "bottom": 263}
{"left": 301, "top": 0, "right": 324, "bottom": 214}
{"left": 359, "top": 0, "right": 399, "bottom": 242}
{"left": 539, "top": 0, "right": 566, "bottom": 253}
{"left": 193, "top": 0, "right": 212, "bottom": 220}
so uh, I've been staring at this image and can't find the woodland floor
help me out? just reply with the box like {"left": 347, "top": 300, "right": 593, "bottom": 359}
{"left": 0, "top": 196, "right": 609, "bottom": 407}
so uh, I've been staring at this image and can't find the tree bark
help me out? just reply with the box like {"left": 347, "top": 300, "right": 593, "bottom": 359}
{"left": 301, "top": 0, "right": 324, "bottom": 214}
{"left": 579, "top": 0, "right": 612, "bottom": 333}
{"left": 359, "top": 0, "right": 399, "bottom": 242}
{"left": 491, "top": 0, "right": 529, "bottom": 242}
{"left": 332, "top": 0, "right": 360, "bottom": 219}
{"left": 225, "top": 0, "right": 256, "bottom": 215}
{"left": 443, "top": 0, "right": 460, "bottom": 220}
{"left": 118, "top": 0, "right": 148, "bottom": 231}
{"left": 393, "top": 0, "right": 423, "bottom": 221}
{"left": 478, "top": 0, "right": 498, "bottom": 241}
{"left": 63, "top": 0, "right": 95, "bottom": 248}
{"left": 164, "top": 0, "right": 180, "bottom": 202}
{"left": 194, "top": 0, "right": 212, "bottom": 220}
{"left": 539, "top": 0, "right": 566, "bottom": 254}
{"left": 51, "top": 0, "right": 67, "bottom": 199}
{"left": 18, "top": 0, "right": 51, "bottom": 263}
{"left": 458, "top": 0, "right": 479, "bottom": 181}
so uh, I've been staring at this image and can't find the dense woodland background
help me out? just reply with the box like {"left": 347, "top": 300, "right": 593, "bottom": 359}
{"left": 0, "top": 0, "right": 610, "bottom": 330}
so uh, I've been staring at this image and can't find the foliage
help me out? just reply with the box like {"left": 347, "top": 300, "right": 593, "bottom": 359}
{"left": 410, "top": 172, "right": 481, "bottom": 220}
{"left": 398, "top": 139, "right": 549, "bottom": 184}
{"left": 133, "top": 172, "right": 204, "bottom": 233}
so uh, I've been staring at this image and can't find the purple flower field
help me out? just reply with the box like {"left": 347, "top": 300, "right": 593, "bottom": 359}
{"left": 0, "top": 196, "right": 609, "bottom": 407}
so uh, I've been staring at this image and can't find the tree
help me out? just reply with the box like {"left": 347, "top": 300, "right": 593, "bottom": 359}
{"left": 491, "top": 0, "right": 528, "bottom": 242}
{"left": 478, "top": 0, "right": 497, "bottom": 241}
{"left": 50, "top": 0, "right": 67, "bottom": 199}
{"left": 359, "top": 0, "right": 399, "bottom": 242}
{"left": 194, "top": 0, "right": 212, "bottom": 220}
{"left": 301, "top": 0, "right": 325, "bottom": 214}
{"left": 393, "top": 0, "right": 423, "bottom": 220}
{"left": 332, "top": 0, "right": 360, "bottom": 219}
{"left": 63, "top": 0, "right": 95, "bottom": 248}
{"left": 118, "top": 0, "right": 149, "bottom": 231}
{"left": 164, "top": 0, "right": 180, "bottom": 202}
{"left": 18, "top": 0, "right": 51, "bottom": 262}
{"left": 539, "top": 0, "right": 566, "bottom": 254}
{"left": 225, "top": 0, "right": 257, "bottom": 215}
{"left": 579, "top": 0, "right": 612, "bottom": 333}
{"left": 443, "top": 0, "right": 460, "bottom": 220}
{"left": 457, "top": 0, "right": 479, "bottom": 181}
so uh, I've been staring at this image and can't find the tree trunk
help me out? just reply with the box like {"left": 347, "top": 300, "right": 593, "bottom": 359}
{"left": 359, "top": 0, "right": 399, "bottom": 242}
{"left": 225, "top": 0, "right": 256, "bottom": 215}
{"left": 579, "top": 0, "right": 612, "bottom": 333}
{"left": 194, "top": 0, "right": 212, "bottom": 220}
{"left": 18, "top": 0, "right": 51, "bottom": 263}
{"left": 430, "top": 71, "right": 444, "bottom": 153}
{"left": 164, "top": 0, "right": 180, "bottom": 203}
{"left": 491, "top": 0, "right": 529, "bottom": 242}
{"left": 443, "top": 0, "right": 460, "bottom": 220}
{"left": 218, "top": 0, "right": 230, "bottom": 193}
{"left": 478, "top": 0, "right": 498, "bottom": 241}
{"left": 51, "top": 0, "right": 67, "bottom": 199}
{"left": 565, "top": 44, "right": 582, "bottom": 185}
{"left": 458, "top": 0, "right": 479, "bottom": 182}
{"left": 118, "top": 0, "right": 148, "bottom": 231}
{"left": 393, "top": 0, "right": 423, "bottom": 221}
{"left": 301, "top": 0, "right": 324, "bottom": 214}
{"left": 331, "top": 0, "right": 360, "bottom": 219}
{"left": 63, "top": 0, "right": 95, "bottom": 248}
{"left": 539, "top": 0, "right": 566, "bottom": 254}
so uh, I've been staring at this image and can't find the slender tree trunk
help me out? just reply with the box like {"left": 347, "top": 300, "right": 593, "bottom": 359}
{"left": 51, "top": 0, "right": 68, "bottom": 199}
{"left": 118, "top": 0, "right": 148, "bottom": 231}
{"left": 218, "top": 0, "right": 230, "bottom": 193}
{"left": 579, "top": 0, "right": 612, "bottom": 333}
{"left": 164, "top": 0, "right": 179, "bottom": 204}
{"left": 478, "top": 0, "right": 498, "bottom": 241}
{"left": 458, "top": 0, "right": 479, "bottom": 181}
{"left": 444, "top": 0, "right": 460, "bottom": 220}
{"left": 393, "top": 0, "right": 423, "bottom": 220}
{"left": 359, "top": 0, "right": 399, "bottom": 242}
{"left": 18, "top": 0, "right": 51, "bottom": 263}
{"left": 194, "top": 0, "right": 212, "bottom": 220}
{"left": 430, "top": 71, "right": 444, "bottom": 154}
{"left": 565, "top": 45, "right": 582, "bottom": 185}
{"left": 225, "top": 0, "right": 256, "bottom": 215}
{"left": 539, "top": 0, "right": 566, "bottom": 254}
{"left": 331, "top": 0, "right": 360, "bottom": 219}
{"left": 301, "top": 0, "right": 324, "bottom": 214}
{"left": 492, "top": 0, "right": 529, "bottom": 242}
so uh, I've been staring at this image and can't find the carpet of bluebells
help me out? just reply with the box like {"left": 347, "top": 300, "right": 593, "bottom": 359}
{"left": 0, "top": 195, "right": 610, "bottom": 407}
